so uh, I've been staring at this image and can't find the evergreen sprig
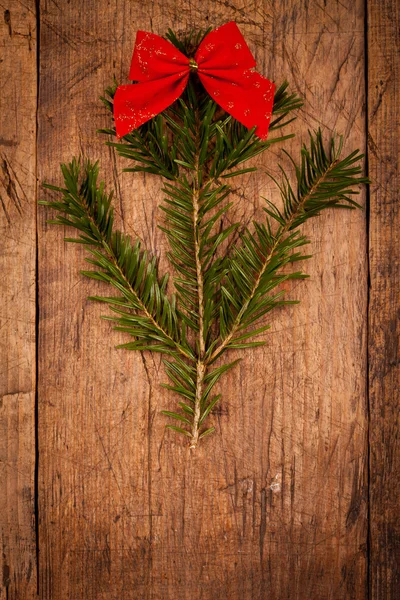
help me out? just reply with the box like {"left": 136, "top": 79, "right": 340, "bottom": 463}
{"left": 42, "top": 159, "right": 192, "bottom": 360}
{"left": 41, "top": 28, "right": 368, "bottom": 448}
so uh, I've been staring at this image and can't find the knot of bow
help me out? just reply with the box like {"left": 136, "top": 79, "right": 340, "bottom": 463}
{"left": 114, "top": 22, "right": 276, "bottom": 140}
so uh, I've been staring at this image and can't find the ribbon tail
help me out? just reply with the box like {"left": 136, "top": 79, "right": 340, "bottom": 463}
{"left": 114, "top": 72, "right": 189, "bottom": 138}
{"left": 199, "top": 70, "right": 276, "bottom": 140}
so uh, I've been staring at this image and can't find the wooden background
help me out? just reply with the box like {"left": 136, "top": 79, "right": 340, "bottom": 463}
{"left": 0, "top": 0, "right": 399, "bottom": 598}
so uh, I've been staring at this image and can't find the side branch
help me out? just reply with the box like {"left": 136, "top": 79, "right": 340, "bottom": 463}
{"left": 207, "top": 154, "right": 350, "bottom": 364}
{"left": 42, "top": 161, "right": 192, "bottom": 361}
{"left": 93, "top": 221, "right": 191, "bottom": 360}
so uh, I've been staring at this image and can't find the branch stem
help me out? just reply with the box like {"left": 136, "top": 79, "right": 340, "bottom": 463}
{"left": 193, "top": 164, "right": 206, "bottom": 359}
{"left": 189, "top": 360, "right": 206, "bottom": 449}
{"left": 189, "top": 146, "right": 208, "bottom": 447}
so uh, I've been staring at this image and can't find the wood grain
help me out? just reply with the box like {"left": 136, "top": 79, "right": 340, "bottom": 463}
{"left": 368, "top": 0, "right": 400, "bottom": 598}
{"left": 37, "top": 1, "right": 368, "bottom": 598}
{"left": 0, "top": 1, "right": 37, "bottom": 599}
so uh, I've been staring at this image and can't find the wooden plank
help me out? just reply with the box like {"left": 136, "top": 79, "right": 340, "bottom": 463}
{"left": 368, "top": 0, "right": 400, "bottom": 597}
{"left": 0, "top": 394, "right": 37, "bottom": 600}
{"left": 0, "top": 2, "right": 37, "bottom": 599}
{"left": 38, "top": 1, "right": 368, "bottom": 598}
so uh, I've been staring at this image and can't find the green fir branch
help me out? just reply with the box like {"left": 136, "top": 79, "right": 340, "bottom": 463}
{"left": 41, "top": 28, "right": 368, "bottom": 449}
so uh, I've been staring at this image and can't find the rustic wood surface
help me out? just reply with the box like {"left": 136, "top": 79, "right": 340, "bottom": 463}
{"left": 0, "top": 0, "right": 398, "bottom": 598}
{"left": 368, "top": 0, "right": 400, "bottom": 598}
{"left": 0, "top": 2, "right": 37, "bottom": 599}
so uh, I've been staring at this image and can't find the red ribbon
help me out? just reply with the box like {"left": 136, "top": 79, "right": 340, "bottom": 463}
{"left": 114, "top": 22, "right": 276, "bottom": 140}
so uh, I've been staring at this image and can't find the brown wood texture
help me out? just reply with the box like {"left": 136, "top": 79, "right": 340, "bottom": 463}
{"left": 368, "top": 0, "right": 400, "bottom": 598}
{"left": 0, "top": 1, "right": 38, "bottom": 599}
{"left": 0, "top": 0, "right": 398, "bottom": 598}
{"left": 36, "top": 1, "right": 369, "bottom": 598}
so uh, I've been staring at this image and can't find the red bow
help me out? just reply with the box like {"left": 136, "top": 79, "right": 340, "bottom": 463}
{"left": 113, "top": 22, "right": 276, "bottom": 140}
